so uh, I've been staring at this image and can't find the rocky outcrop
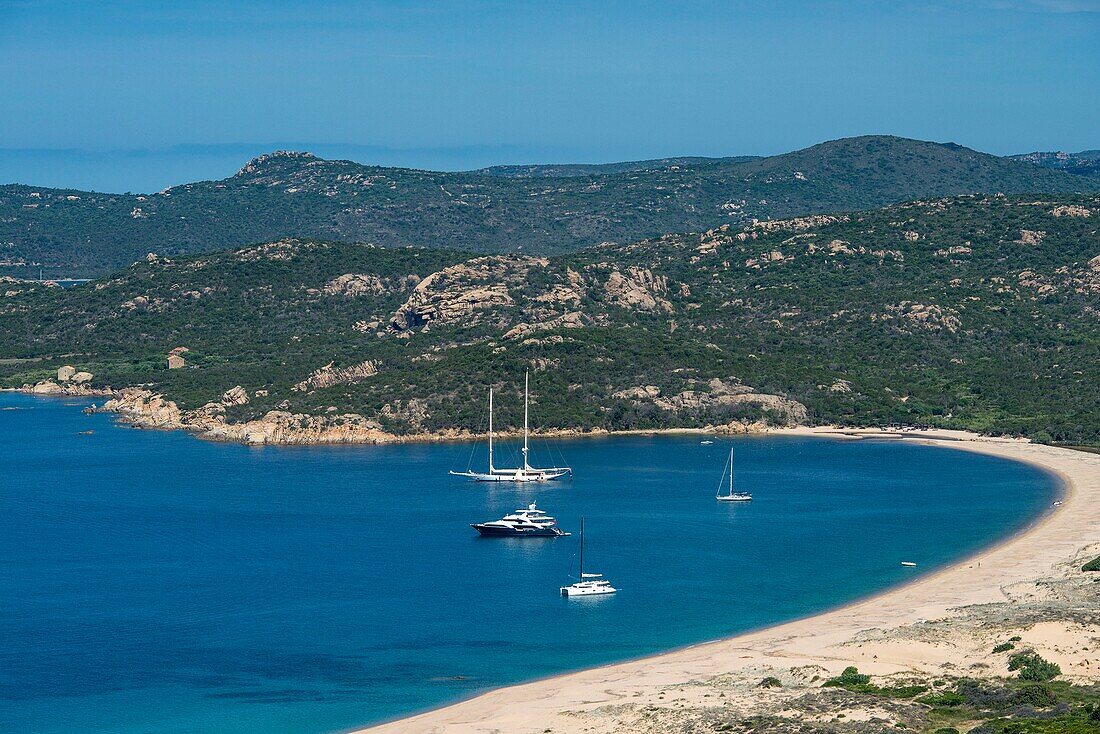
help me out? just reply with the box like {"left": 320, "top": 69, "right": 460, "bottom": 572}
{"left": 202, "top": 411, "right": 392, "bottom": 445}
{"left": 751, "top": 214, "right": 849, "bottom": 233}
{"left": 323, "top": 273, "right": 413, "bottom": 297}
{"left": 100, "top": 389, "right": 184, "bottom": 428}
{"left": 604, "top": 267, "right": 673, "bottom": 312}
{"left": 935, "top": 245, "right": 972, "bottom": 258}
{"left": 57, "top": 365, "right": 76, "bottom": 381}
{"left": 503, "top": 311, "right": 589, "bottom": 340}
{"left": 613, "top": 378, "right": 808, "bottom": 426}
{"left": 390, "top": 256, "right": 545, "bottom": 332}
{"left": 1016, "top": 229, "right": 1046, "bottom": 246}
{"left": 21, "top": 379, "right": 110, "bottom": 397}
{"left": 879, "top": 302, "right": 962, "bottom": 334}
{"left": 96, "top": 387, "right": 395, "bottom": 445}
{"left": 221, "top": 385, "right": 249, "bottom": 406}
{"left": 293, "top": 359, "right": 380, "bottom": 391}
{"left": 1051, "top": 205, "right": 1090, "bottom": 218}
{"left": 613, "top": 385, "right": 662, "bottom": 400}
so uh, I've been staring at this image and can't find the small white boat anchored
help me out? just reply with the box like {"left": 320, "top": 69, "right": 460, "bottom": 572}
{"left": 700, "top": 440, "right": 714, "bottom": 445}
{"left": 716, "top": 447, "right": 752, "bottom": 502}
{"left": 901, "top": 561, "right": 917, "bottom": 568}
{"left": 450, "top": 371, "right": 571, "bottom": 483}
{"left": 561, "top": 518, "right": 617, "bottom": 597}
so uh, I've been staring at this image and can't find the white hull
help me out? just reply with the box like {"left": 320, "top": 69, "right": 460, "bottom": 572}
{"left": 450, "top": 468, "right": 571, "bottom": 483}
{"left": 560, "top": 581, "right": 617, "bottom": 596}
{"left": 716, "top": 494, "right": 752, "bottom": 502}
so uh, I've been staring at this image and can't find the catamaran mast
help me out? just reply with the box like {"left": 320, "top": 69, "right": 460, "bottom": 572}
{"left": 522, "top": 370, "right": 530, "bottom": 470}
{"left": 579, "top": 517, "right": 584, "bottom": 578}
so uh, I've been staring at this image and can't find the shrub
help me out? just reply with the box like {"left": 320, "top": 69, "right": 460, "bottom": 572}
{"left": 1083, "top": 555, "right": 1100, "bottom": 572}
{"left": 933, "top": 728, "right": 960, "bottom": 734}
{"left": 1009, "top": 651, "right": 1061, "bottom": 682}
{"left": 881, "top": 685, "right": 930, "bottom": 698}
{"left": 824, "top": 666, "right": 871, "bottom": 687}
{"left": 919, "top": 691, "right": 965, "bottom": 707}
{"left": 993, "top": 642, "right": 1016, "bottom": 653}
{"left": 1011, "top": 684, "right": 1058, "bottom": 708}
{"left": 956, "top": 679, "right": 1016, "bottom": 709}
{"left": 758, "top": 676, "right": 782, "bottom": 688}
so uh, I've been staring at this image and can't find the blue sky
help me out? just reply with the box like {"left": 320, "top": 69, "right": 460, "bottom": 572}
{"left": 1, "top": 0, "right": 1097, "bottom": 192}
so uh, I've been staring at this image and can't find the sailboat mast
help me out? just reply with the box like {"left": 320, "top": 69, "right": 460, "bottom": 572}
{"left": 579, "top": 517, "right": 584, "bottom": 578}
{"left": 488, "top": 388, "right": 495, "bottom": 472}
{"left": 726, "top": 444, "right": 734, "bottom": 497}
{"left": 523, "top": 370, "right": 530, "bottom": 469}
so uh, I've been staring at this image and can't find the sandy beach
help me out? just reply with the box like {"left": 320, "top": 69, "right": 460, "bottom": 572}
{"left": 359, "top": 428, "right": 1100, "bottom": 734}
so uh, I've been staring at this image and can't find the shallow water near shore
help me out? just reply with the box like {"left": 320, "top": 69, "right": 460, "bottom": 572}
{"left": 0, "top": 393, "right": 1057, "bottom": 734}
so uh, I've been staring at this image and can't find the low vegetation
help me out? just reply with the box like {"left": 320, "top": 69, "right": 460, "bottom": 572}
{"left": 825, "top": 667, "right": 929, "bottom": 698}
{"left": 1, "top": 193, "right": 1097, "bottom": 444}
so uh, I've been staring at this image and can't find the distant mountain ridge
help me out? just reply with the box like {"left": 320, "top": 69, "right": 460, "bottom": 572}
{"left": 471, "top": 155, "right": 761, "bottom": 177}
{"left": 1010, "top": 150, "right": 1100, "bottom": 178}
{"left": 1, "top": 135, "right": 1096, "bottom": 277}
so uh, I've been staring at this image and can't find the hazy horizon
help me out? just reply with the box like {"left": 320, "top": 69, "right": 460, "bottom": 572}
{"left": 2, "top": 0, "right": 1097, "bottom": 192}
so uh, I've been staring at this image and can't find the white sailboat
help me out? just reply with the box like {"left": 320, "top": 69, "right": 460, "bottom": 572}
{"left": 716, "top": 447, "right": 753, "bottom": 502}
{"left": 450, "top": 370, "right": 572, "bottom": 482}
{"left": 560, "top": 518, "right": 617, "bottom": 597}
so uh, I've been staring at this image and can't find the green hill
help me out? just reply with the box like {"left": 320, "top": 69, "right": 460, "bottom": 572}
{"left": 2, "top": 192, "right": 1096, "bottom": 445}
{"left": 2, "top": 136, "right": 1095, "bottom": 278}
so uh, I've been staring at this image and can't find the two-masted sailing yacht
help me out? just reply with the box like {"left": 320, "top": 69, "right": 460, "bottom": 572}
{"left": 450, "top": 370, "right": 571, "bottom": 482}
{"left": 560, "top": 518, "right": 617, "bottom": 597}
{"left": 715, "top": 447, "right": 753, "bottom": 502}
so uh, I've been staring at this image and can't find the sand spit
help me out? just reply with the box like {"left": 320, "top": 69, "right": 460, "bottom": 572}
{"left": 359, "top": 429, "right": 1100, "bottom": 734}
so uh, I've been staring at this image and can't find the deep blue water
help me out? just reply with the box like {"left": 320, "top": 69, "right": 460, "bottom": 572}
{"left": 0, "top": 394, "right": 1057, "bottom": 734}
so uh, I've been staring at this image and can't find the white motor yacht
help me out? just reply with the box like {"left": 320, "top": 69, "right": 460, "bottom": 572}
{"left": 471, "top": 503, "right": 569, "bottom": 537}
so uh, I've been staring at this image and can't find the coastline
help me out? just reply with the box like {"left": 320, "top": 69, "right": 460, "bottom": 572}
{"left": 7, "top": 383, "right": 781, "bottom": 445}
{"left": 357, "top": 428, "right": 1100, "bottom": 734}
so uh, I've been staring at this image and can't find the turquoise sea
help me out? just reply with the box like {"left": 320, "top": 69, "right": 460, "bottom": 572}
{"left": 0, "top": 393, "right": 1057, "bottom": 733}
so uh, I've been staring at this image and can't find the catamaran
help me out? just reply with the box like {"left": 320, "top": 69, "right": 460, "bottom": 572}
{"left": 560, "top": 518, "right": 617, "bottom": 597}
{"left": 716, "top": 447, "right": 753, "bottom": 502}
{"left": 450, "top": 370, "right": 571, "bottom": 482}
